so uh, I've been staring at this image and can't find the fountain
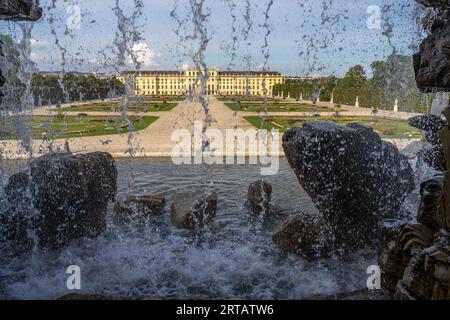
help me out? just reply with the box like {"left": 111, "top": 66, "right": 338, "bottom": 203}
{"left": 1, "top": 0, "right": 446, "bottom": 301}
{"left": 378, "top": 0, "right": 450, "bottom": 299}
{"left": 278, "top": 122, "right": 415, "bottom": 258}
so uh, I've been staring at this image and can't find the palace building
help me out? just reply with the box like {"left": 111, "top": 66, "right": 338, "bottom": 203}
{"left": 117, "top": 68, "right": 284, "bottom": 96}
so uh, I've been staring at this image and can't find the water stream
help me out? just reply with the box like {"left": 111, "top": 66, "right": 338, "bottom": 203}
{"left": 0, "top": 0, "right": 439, "bottom": 300}
{"left": 0, "top": 158, "right": 381, "bottom": 299}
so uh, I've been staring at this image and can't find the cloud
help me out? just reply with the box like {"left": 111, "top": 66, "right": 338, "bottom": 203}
{"left": 30, "top": 51, "right": 44, "bottom": 61}
{"left": 128, "top": 42, "right": 160, "bottom": 68}
{"left": 30, "top": 39, "right": 49, "bottom": 47}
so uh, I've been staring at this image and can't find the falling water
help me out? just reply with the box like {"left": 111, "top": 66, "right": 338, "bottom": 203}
{"left": 242, "top": 0, "right": 253, "bottom": 96}
{"left": 16, "top": 22, "right": 36, "bottom": 157}
{"left": 260, "top": 0, "right": 274, "bottom": 129}
{"left": 111, "top": 0, "right": 145, "bottom": 189}
{"left": 224, "top": 0, "right": 238, "bottom": 69}
{"left": 47, "top": 0, "right": 69, "bottom": 104}
{"left": 0, "top": 0, "right": 433, "bottom": 299}
{"left": 188, "top": 0, "right": 212, "bottom": 141}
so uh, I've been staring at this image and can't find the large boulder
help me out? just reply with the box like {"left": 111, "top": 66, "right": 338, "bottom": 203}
{"left": 377, "top": 219, "right": 406, "bottom": 294}
{"left": 416, "top": 1, "right": 450, "bottom": 9}
{"left": 113, "top": 194, "right": 165, "bottom": 224}
{"left": 440, "top": 108, "right": 450, "bottom": 229}
{"left": 0, "top": 0, "right": 42, "bottom": 21}
{"left": 417, "top": 175, "right": 447, "bottom": 230}
{"left": 281, "top": 122, "right": 415, "bottom": 253}
{"left": 2, "top": 152, "right": 117, "bottom": 249}
{"left": 413, "top": 7, "right": 450, "bottom": 91}
{"left": 246, "top": 180, "right": 272, "bottom": 216}
{"left": 272, "top": 214, "right": 333, "bottom": 259}
{"left": 170, "top": 189, "right": 217, "bottom": 229}
{"left": 409, "top": 114, "right": 447, "bottom": 170}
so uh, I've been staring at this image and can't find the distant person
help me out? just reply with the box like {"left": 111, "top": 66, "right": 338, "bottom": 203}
{"left": 41, "top": 131, "right": 48, "bottom": 143}
{"left": 64, "top": 139, "right": 71, "bottom": 153}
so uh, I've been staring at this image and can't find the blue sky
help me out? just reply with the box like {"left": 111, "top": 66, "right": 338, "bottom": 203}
{"left": 0, "top": 0, "right": 425, "bottom": 77}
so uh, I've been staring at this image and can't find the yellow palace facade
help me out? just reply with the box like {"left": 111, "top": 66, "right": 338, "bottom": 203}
{"left": 117, "top": 68, "right": 284, "bottom": 96}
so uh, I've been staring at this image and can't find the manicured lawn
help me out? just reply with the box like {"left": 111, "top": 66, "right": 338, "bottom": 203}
{"left": 0, "top": 115, "right": 158, "bottom": 140}
{"left": 225, "top": 102, "right": 333, "bottom": 112}
{"left": 142, "top": 95, "right": 186, "bottom": 101}
{"left": 244, "top": 116, "right": 421, "bottom": 139}
{"left": 59, "top": 101, "right": 177, "bottom": 112}
{"left": 217, "top": 95, "right": 277, "bottom": 103}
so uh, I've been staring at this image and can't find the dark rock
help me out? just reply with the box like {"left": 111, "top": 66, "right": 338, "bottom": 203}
{"left": 394, "top": 281, "right": 416, "bottom": 300}
{"left": 381, "top": 244, "right": 406, "bottom": 295}
{"left": 378, "top": 219, "right": 404, "bottom": 258}
{"left": 408, "top": 115, "right": 447, "bottom": 167}
{"left": 408, "top": 114, "right": 447, "bottom": 135}
{"left": 113, "top": 194, "right": 165, "bottom": 224}
{"left": 282, "top": 122, "right": 414, "bottom": 253}
{"left": 57, "top": 293, "right": 128, "bottom": 300}
{"left": 440, "top": 109, "right": 450, "bottom": 229}
{"left": 0, "top": 0, "right": 42, "bottom": 21}
{"left": 0, "top": 208, "right": 33, "bottom": 251}
{"left": 421, "top": 145, "right": 446, "bottom": 171}
{"left": 417, "top": 175, "right": 446, "bottom": 230}
{"left": 402, "top": 248, "right": 436, "bottom": 300}
{"left": 272, "top": 214, "right": 333, "bottom": 259}
{"left": 413, "top": 8, "right": 450, "bottom": 91}
{"left": 302, "top": 289, "right": 369, "bottom": 300}
{"left": 246, "top": 180, "right": 272, "bottom": 216}
{"left": 378, "top": 220, "right": 406, "bottom": 295}
{"left": 416, "top": 0, "right": 450, "bottom": 9}
{"left": 4, "top": 152, "right": 117, "bottom": 249}
{"left": 170, "top": 189, "right": 217, "bottom": 229}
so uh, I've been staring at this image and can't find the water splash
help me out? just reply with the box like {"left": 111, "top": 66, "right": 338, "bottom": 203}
{"left": 242, "top": 0, "right": 253, "bottom": 96}
{"left": 260, "top": 0, "right": 274, "bottom": 129}
{"left": 224, "top": 0, "right": 237, "bottom": 69}
{"left": 16, "top": 22, "right": 36, "bottom": 158}
{"left": 111, "top": 0, "right": 145, "bottom": 190}
{"left": 47, "top": 0, "right": 69, "bottom": 103}
{"left": 187, "top": 0, "right": 212, "bottom": 153}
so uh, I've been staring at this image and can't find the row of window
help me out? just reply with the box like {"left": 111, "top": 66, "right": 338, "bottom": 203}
{"left": 137, "top": 86, "right": 269, "bottom": 91}
{"left": 136, "top": 90, "right": 273, "bottom": 95}
{"left": 135, "top": 78, "right": 282, "bottom": 84}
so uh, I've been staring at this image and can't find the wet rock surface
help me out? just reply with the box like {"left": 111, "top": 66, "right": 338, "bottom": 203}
{"left": 413, "top": 5, "right": 450, "bottom": 91}
{"left": 417, "top": 176, "right": 447, "bottom": 229}
{"left": 2, "top": 152, "right": 117, "bottom": 250}
{"left": 416, "top": 0, "right": 450, "bottom": 9}
{"left": 272, "top": 214, "right": 333, "bottom": 259}
{"left": 409, "top": 114, "right": 447, "bottom": 170}
{"left": 441, "top": 109, "right": 450, "bottom": 225}
{"left": 280, "top": 122, "right": 414, "bottom": 256}
{"left": 113, "top": 194, "right": 165, "bottom": 224}
{"left": 0, "top": 0, "right": 42, "bottom": 21}
{"left": 246, "top": 180, "right": 272, "bottom": 216}
{"left": 379, "top": 110, "right": 450, "bottom": 300}
{"left": 170, "top": 189, "right": 218, "bottom": 229}
{"left": 0, "top": 0, "right": 42, "bottom": 104}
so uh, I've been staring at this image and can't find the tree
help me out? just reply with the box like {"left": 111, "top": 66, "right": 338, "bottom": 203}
{"left": 31, "top": 73, "right": 125, "bottom": 106}
{"left": 341, "top": 65, "right": 367, "bottom": 89}
{"left": 0, "top": 35, "right": 27, "bottom": 112}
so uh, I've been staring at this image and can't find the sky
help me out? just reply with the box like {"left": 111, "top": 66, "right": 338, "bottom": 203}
{"left": 0, "top": 0, "right": 426, "bottom": 77}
